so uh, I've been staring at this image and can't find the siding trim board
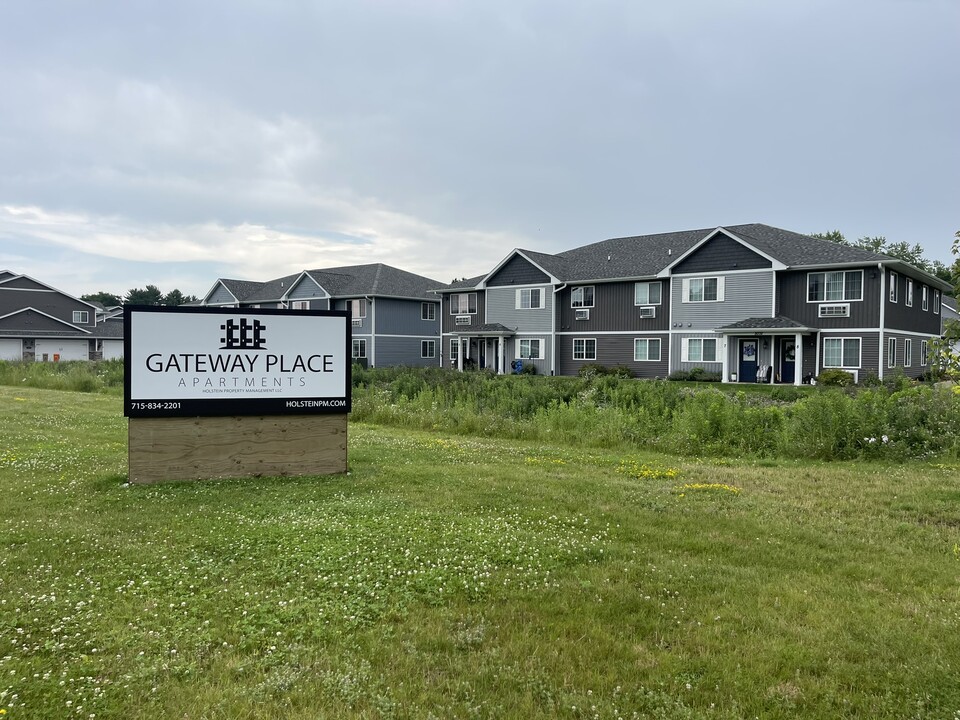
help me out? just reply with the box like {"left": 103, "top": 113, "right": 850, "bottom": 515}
{"left": 658, "top": 228, "right": 787, "bottom": 278}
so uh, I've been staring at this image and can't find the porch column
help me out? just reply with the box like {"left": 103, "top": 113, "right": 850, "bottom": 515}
{"left": 457, "top": 338, "right": 464, "bottom": 372}
{"left": 769, "top": 337, "right": 775, "bottom": 384}
{"left": 794, "top": 332, "right": 803, "bottom": 386}
{"left": 498, "top": 336, "right": 504, "bottom": 375}
{"left": 721, "top": 336, "right": 730, "bottom": 383}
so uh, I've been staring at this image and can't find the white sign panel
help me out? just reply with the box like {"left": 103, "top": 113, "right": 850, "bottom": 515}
{"left": 124, "top": 306, "right": 351, "bottom": 417}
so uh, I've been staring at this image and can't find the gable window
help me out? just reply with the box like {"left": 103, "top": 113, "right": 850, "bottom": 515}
{"left": 934, "top": 290, "right": 941, "bottom": 314}
{"left": 72, "top": 310, "right": 89, "bottom": 324}
{"left": 922, "top": 286, "right": 929, "bottom": 311}
{"left": 634, "top": 338, "right": 661, "bottom": 361}
{"left": 906, "top": 279, "right": 914, "bottom": 307}
{"left": 682, "top": 338, "right": 718, "bottom": 362}
{"left": 889, "top": 272, "right": 898, "bottom": 303}
{"left": 920, "top": 340, "right": 928, "bottom": 367}
{"left": 352, "top": 339, "right": 367, "bottom": 359}
{"left": 904, "top": 338, "right": 912, "bottom": 367}
{"left": 450, "top": 293, "right": 478, "bottom": 315}
{"left": 421, "top": 340, "right": 436, "bottom": 359}
{"left": 887, "top": 337, "right": 896, "bottom": 368}
{"left": 683, "top": 277, "right": 723, "bottom": 303}
{"left": 634, "top": 281, "right": 662, "bottom": 306}
{"left": 421, "top": 303, "right": 436, "bottom": 321}
{"left": 516, "top": 288, "right": 544, "bottom": 310}
{"left": 350, "top": 299, "right": 367, "bottom": 319}
{"left": 291, "top": 300, "right": 310, "bottom": 310}
{"left": 824, "top": 338, "right": 860, "bottom": 369}
{"left": 571, "top": 286, "right": 594, "bottom": 308}
{"left": 807, "top": 270, "right": 863, "bottom": 302}
{"left": 573, "top": 338, "right": 596, "bottom": 361}
{"left": 518, "top": 338, "right": 543, "bottom": 360}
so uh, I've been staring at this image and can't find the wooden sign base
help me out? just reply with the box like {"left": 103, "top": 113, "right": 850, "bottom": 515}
{"left": 128, "top": 414, "right": 347, "bottom": 484}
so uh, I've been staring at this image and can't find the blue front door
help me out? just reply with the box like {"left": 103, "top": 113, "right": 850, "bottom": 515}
{"left": 780, "top": 338, "right": 796, "bottom": 384}
{"left": 739, "top": 339, "right": 758, "bottom": 382}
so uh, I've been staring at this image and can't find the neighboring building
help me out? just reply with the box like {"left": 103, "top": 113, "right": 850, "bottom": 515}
{"left": 436, "top": 224, "right": 954, "bottom": 383}
{"left": 0, "top": 271, "right": 124, "bottom": 361}
{"left": 199, "top": 263, "right": 446, "bottom": 368}
{"left": 942, "top": 296, "right": 960, "bottom": 355}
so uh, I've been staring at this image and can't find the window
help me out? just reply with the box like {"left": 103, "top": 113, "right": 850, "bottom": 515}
{"left": 934, "top": 290, "right": 941, "bottom": 314}
{"left": 824, "top": 338, "right": 860, "bottom": 368}
{"left": 887, "top": 337, "right": 896, "bottom": 368}
{"left": 922, "top": 286, "right": 929, "bottom": 311}
{"left": 634, "top": 282, "right": 662, "bottom": 306}
{"left": 516, "top": 288, "right": 544, "bottom": 309}
{"left": 634, "top": 338, "right": 661, "bottom": 361}
{"left": 889, "top": 272, "right": 898, "bottom": 303}
{"left": 291, "top": 300, "right": 310, "bottom": 310}
{"left": 921, "top": 340, "right": 928, "bottom": 367}
{"left": 682, "top": 338, "right": 718, "bottom": 362}
{"left": 350, "top": 299, "right": 367, "bottom": 319}
{"left": 906, "top": 279, "right": 914, "bottom": 307}
{"left": 352, "top": 339, "right": 367, "bottom": 359}
{"left": 807, "top": 270, "right": 863, "bottom": 302}
{"left": 449, "top": 339, "right": 460, "bottom": 364}
{"left": 421, "top": 340, "right": 436, "bottom": 358}
{"left": 72, "top": 311, "right": 89, "bottom": 323}
{"left": 904, "top": 338, "right": 912, "bottom": 367}
{"left": 518, "top": 339, "right": 542, "bottom": 359}
{"left": 571, "top": 286, "right": 594, "bottom": 308}
{"left": 450, "top": 293, "right": 477, "bottom": 315}
{"left": 573, "top": 338, "right": 596, "bottom": 360}
{"left": 683, "top": 277, "right": 722, "bottom": 303}
{"left": 421, "top": 303, "right": 436, "bottom": 321}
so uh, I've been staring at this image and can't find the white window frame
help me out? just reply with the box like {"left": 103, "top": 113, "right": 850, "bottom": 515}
{"left": 681, "top": 337, "right": 718, "bottom": 362}
{"left": 634, "top": 281, "right": 662, "bottom": 306}
{"left": 291, "top": 300, "right": 310, "bottom": 310}
{"left": 887, "top": 337, "right": 896, "bottom": 368}
{"left": 421, "top": 303, "right": 436, "bottom": 321}
{"left": 904, "top": 338, "right": 912, "bottom": 367}
{"left": 889, "top": 272, "right": 898, "bottom": 303}
{"left": 922, "top": 286, "right": 929, "bottom": 311}
{"left": 573, "top": 338, "right": 597, "bottom": 361}
{"left": 571, "top": 286, "right": 595, "bottom": 308}
{"left": 806, "top": 270, "right": 864, "bottom": 303}
{"left": 634, "top": 338, "right": 661, "bottom": 362}
{"left": 351, "top": 299, "right": 367, "bottom": 319}
{"left": 920, "top": 340, "right": 928, "bottom": 367}
{"left": 517, "top": 338, "right": 543, "bottom": 360}
{"left": 516, "top": 288, "right": 544, "bottom": 310}
{"left": 352, "top": 339, "right": 367, "bottom": 359}
{"left": 72, "top": 310, "right": 89, "bottom": 323}
{"left": 450, "top": 293, "right": 478, "bottom": 315}
{"left": 449, "top": 339, "right": 460, "bottom": 364}
{"left": 823, "top": 337, "right": 861, "bottom": 369}
{"left": 421, "top": 340, "right": 436, "bottom": 359}
{"left": 682, "top": 277, "right": 723, "bottom": 303}
{"left": 818, "top": 303, "right": 850, "bottom": 318}
{"left": 906, "top": 279, "right": 914, "bottom": 307}
{"left": 934, "top": 290, "right": 941, "bottom": 314}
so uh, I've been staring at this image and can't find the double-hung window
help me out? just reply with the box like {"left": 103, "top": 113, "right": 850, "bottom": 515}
{"left": 518, "top": 339, "right": 542, "bottom": 359}
{"left": 634, "top": 282, "right": 662, "bottom": 305}
{"left": 922, "top": 286, "right": 929, "bottom": 311}
{"left": 449, "top": 339, "right": 460, "bottom": 364}
{"left": 889, "top": 272, "right": 899, "bottom": 303}
{"left": 934, "top": 290, "right": 941, "bottom": 314}
{"left": 351, "top": 299, "right": 367, "bottom": 320}
{"left": 516, "top": 288, "right": 544, "bottom": 310}
{"left": 573, "top": 338, "right": 596, "bottom": 360}
{"left": 352, "top": 339, "right": 367, "bottom": 359}
{"left": 421, "top": 340, "right": 436, "bottom": 358}
{"left": 291, "top": 300, "right": 310, "bottom": 310}
{"left": 682, "top": 338, "right": 718, "bottom": 362}
{"left": 807, "top": 270, "right": 863, "bottom": 302}
{"left": 887, "top": 337, "right": 896, "bottom": 368}
{"left": 906, "top": 279, "right": 914, "bottom": 307}
{"left": 72, "top": 310, "right": 89, "bottom": 323}
{"left": 904, "top": 338, "right": 913, "bottom": 367}
{"left": 571, "top": 286, "right": 594, "bottom": 308}
{"left": 824, "top": 338, "right": 860, "bottom": 368}
{"left": 421, "top": 303, "right": 436, "bottom": 321}
{"left": 683, "top": 277, "right": 722, "bottom": 303}
{"left": 634, "top": 338, "right": 661, "bottom": 361}
{"left": 450, "top": 293, "right": 477, "bottom": 315}
{"left": 920, "top": 340, "right": 928, "bottom": 367}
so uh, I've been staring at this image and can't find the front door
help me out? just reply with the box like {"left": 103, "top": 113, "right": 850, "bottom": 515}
{"left": 780, "top": 338, "right": 796, "bottom": 384}
{"left": 739, "top": 339, "right": 758, "bottom": 383}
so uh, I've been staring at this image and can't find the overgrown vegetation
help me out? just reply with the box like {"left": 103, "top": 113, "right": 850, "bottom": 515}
{"left": 0, "top": 359, "right": 124, "bottom": 394}
{"left": 2, "top": 386, "right": 960, "bottom": 718}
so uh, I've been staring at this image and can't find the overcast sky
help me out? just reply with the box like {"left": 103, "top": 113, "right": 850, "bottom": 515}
{"left": 1, "top": 0, "right": 957, "bottom": 299}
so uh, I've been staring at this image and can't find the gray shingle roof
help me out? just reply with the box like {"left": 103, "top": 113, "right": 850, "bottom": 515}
{"left": 716, "top": 315, "right": 815, "bottom": 332}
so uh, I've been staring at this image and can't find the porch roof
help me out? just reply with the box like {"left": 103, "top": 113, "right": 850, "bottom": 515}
{"left": 451, "top": 323, "right": 516, "bottom": 337}
{"left": 715, "top": 315, "right": 816, "bottom": 334}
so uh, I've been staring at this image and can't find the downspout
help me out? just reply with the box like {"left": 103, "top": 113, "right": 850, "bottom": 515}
{"left": 878, "top": 263, "right": 885, "bottom": 380}
{"left": 552, "top": 283, "right": 566, "bottom": 376}
{"left": 366, "top": 295, "right": 375, "bottom": 369}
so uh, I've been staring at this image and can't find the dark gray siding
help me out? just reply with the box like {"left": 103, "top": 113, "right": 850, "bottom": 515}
{"left": 674, "top": 232, "right": 772, "bottom": 274}
{"left": 777, "top": 268, "right": 879, "bottom": 328}
{"left": 375, "top": 298, "right": 441, "bottom": 337}
{"left": 557, "top": 334, "right": 669, "bottom": 378}
{"left": 884, "top": 272, "right": 942, "bottom": 335}
{"left": 440, "top": 291, "right": 486, "bottom": 333}
{"left": 207, "top": 284, "right": 237, "bottom": 305}
{"left": 486, "top": 255, "right": 551, "bottom": 287}
{"left": 375, "top": 336, "right": 439, "bottom": 368}
{"left": 3, "top": 277, "right": 50, "bottom": 291}
{"left": 0, "top": 289, "right": 96, "bottom": 328}
{"left": 557, "top": 281, "right": 671, "bottom": 332}
{"left": 818, "top": 332, "right": 879, "bottom": 379}
{"left": 288, "top": 276, "right": 328, "bottom": 301}
{"left": 883, "top": 333, "right": 932, "bottom": 379}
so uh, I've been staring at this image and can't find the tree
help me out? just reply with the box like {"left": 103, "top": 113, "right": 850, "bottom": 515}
{"left": 812, "top": 230, "right": 944, "bottom": 275}
{"left": 81, "top": 291, "right": 123, "bottom": 307}
{"left": 125, "top": 285, "right": 164, "bottom": 305}
{"left": 810, "top": 230, "right": 848, "bottom": 245}
{"left": 163, "top": 289, "right": 199, "bottom": 306}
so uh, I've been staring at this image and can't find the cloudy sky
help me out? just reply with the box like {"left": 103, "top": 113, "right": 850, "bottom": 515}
{"left": 1, "top": 0, "right": 957, "bottom": 299}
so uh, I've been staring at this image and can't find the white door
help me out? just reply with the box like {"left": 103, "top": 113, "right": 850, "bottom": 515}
{"left": 35, "top": 339, "right": 89, "bottom": 361}
{"left": 0, "top": 339, "right": 22, "bottom": 360}
{"left": 102, "top": 340, "right": 124, "bottom": 360}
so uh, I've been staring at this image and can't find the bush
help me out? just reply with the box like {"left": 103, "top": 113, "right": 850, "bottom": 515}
{"left": 816, "top": 369, "right": 856, "bottom": 387}
{"left": 578, "top": 363, "right": 632, "bottom": 379}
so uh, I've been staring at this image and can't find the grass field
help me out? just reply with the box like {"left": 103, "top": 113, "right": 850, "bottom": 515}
{"left": 1, "top": 386, "right": 960, "bottom": 718}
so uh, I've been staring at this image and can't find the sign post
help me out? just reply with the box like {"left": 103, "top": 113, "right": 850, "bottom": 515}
{"left": 124, "top": 306, "right": 351, "bottom": 484}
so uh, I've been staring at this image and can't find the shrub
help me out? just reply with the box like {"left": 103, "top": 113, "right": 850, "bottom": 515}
{"left": 578, "top": 363, "right": 632, "bottom": 379}
{"left": 816, "top": 369, "right": 856, "bottom": 387}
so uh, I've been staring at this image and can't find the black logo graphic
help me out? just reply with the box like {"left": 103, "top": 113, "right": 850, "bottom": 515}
{"left": 220, "top": 318, "right": 267, "bottom": 350}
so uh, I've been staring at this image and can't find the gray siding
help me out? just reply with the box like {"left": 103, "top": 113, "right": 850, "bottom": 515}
{"left": 3, "top": 276, "right": 50, "bottom": 291}
{"left": 441, "top": 291, "right": 486, "bottom": 332}
{"left": 557, "top": 281, "right": 671, "bottom": 332}
{"left": 375, "top": 298, "right": 440, "bottom": 337}
{"left": 504, "top": 336, "right": 550, "bottom": 375}
{"left": 288, "top": 276, "right": 329, "bottom": 301}
{"left": 674, "top": 232, "right": 772, "bottom": 274}
{"left": 207, "top": 284, "right": 237, "bottom": 305}
{"left": 375, "top": 336, "right": 439, "bottom": 368}
{"left": 671, "top": 270, "right": 774, "bottom": 330}
{"left": 487, "top": 255, "right": 551, "bottom": 286}
{"left": 671, "top": 333, "right": 724, "bottom": 373}
{"left": 486, "top": 286, "right": 553, "bottom": 333}
{"left": 557, "top": 334, "right": 669, "bottom": 378}
{"left": 0, "top": 290, "right": 96, "bottom": 329}
{"left": 884, "top": 272, "right": 941, "bottom": 335}
{"left": 883, "top": 333, "right": 932, "bottom": 379}
{"left": 777, "top": 268, "right": 879, "bottom": 328}
{"left": 336, "top": 298, "right": 370, "bottom": 333}
{"left": 818, "top": 332, "right": 880, "bottom": 379}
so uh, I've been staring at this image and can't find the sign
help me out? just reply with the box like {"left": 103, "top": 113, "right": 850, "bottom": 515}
{"left": 124, "top": 306, "right": 351, "bottom": 417}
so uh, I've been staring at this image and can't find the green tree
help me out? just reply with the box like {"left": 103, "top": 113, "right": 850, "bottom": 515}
{"left": 81, "top": 291, "right": 123, "bottom": 307}
{"left": 124, "top": 285, "right": 164, "bottom": 305}
{"left": 810, "top": 230, "right": 847, "bottom": 245}
{"left": 163, "top": 289, "right": 199, "bottom": 306}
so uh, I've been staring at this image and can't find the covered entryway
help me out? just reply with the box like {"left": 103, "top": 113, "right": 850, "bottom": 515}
{"left": 716, "top": 316, "right": 816, "bottom": 386}
{"left": 451, "top": 324, "right": 515, "bottom": 374}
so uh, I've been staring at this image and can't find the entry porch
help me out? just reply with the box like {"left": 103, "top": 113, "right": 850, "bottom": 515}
{"left": 716, "top": 317, "right": 817, "bottom": 386}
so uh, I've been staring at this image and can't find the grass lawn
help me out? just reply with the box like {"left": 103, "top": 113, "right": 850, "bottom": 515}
{"left": 1, "top": 386, "right": 960, "bottom": 719}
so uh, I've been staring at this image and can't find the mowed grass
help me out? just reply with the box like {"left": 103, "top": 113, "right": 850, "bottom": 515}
{"left": 1, "top": 387, "right": 960, "bottom": 719}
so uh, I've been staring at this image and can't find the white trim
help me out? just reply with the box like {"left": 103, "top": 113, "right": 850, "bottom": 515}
{"left": 822, "top": 336, "right": 862, "bottom": 369}
{"left": 920, "top": 340, "right": 928, "bottom": 366}
{"left": 681, "top": 276, "right": 724, "bottom": 303}
{"left": 369, "top": 333, "right": 444, "bottom": 340}
{"left": 570, "top": 285, "right": 595, "bottom": 308}
{"left": 420, "top": 339, "right": 437, "bottom": 359}
{"left": 476, "top": 249, "right": 561, "bottom": 289}
{"left": 887, "top": 337, "right": 896, "bottom": 368}
{"left": 421, "top": 302, "right": 436, "bottom": 321}
{"left": 572, "top": 338, "right": 597, "bottom": 361}
{"left": 657, "top": 227, "right": 787, "bottom": 278}
{"left": 670, "top": 267, "right": 780, "bottom": 278}
{"left": 282, "top": 271, "right": 331, "bottom": 302}
{"left": 922, "top": 285, "right": 929, "bottom": 311}
{"left": 889, "top": 271, "right": 899, "bottom": 303}
{"left": 0, "top": 307, "right": 93, "bottom": 333}
{"left": 805, "top": 269, "right": 864, "bottom": 304}
{"left": 681, "top": 337, "right": 719, "bottom": 363}
{"left": 878, "top": 263, "right": 886, "bottom": 380}
{"left": 633, "top": 337, "right": 662, "bottom": 362}
{"left": 0, "top": 273, "right": 100, "bottom": 311}
{"left": 633, "top": 281, "right": 663, "bottom": 306}
{"left": 450, "top": 292, "right": 479, "bottom": 315}
{"left": 515, "top": 287, "right": 545, "bottom": 310}
{"left": 905, "top": 278, "right": 914, "bottom": 308}
{"left": 904, "top": 338, "right": 913, "bottom": 367}
{"left": 557, "top": 330, "right": 667, "bottom": 336}
{"left": 817, "top": 303, "right": 850, "bottom": 318}
{"left": 817, "top": 328, "right": 882, "bottom": 334}
{"left": 516, "top": 337, "right": 545, "bottom": 360}
{"left": 351, "top": 338, "right": 368, "bottom": 359}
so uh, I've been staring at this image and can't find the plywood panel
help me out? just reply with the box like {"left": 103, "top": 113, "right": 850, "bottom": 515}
{"left": 129, "top": 414, "right": 347, "bottom": 484}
